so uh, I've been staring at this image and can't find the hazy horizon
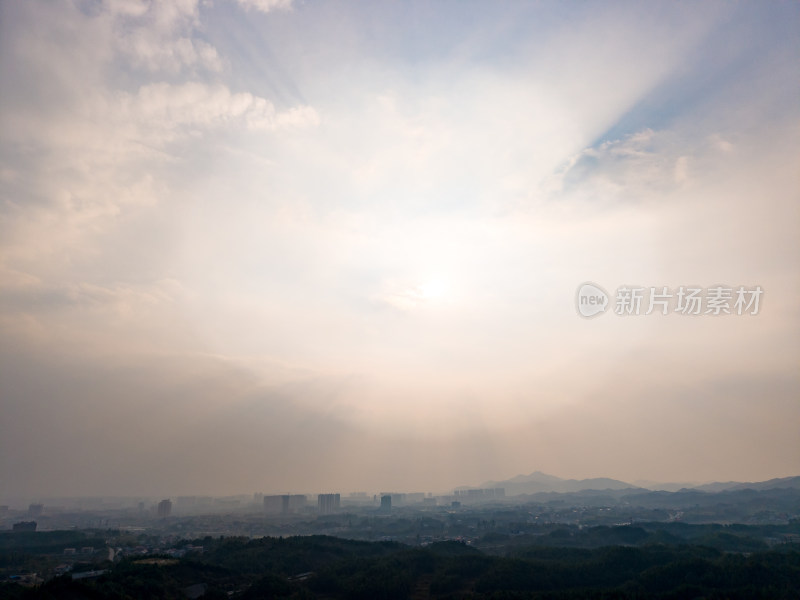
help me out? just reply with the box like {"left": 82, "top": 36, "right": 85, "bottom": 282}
{"left": 4, "top": 470, "right": 799, "bottom": 507}
{"left": 1, "top": 1, "right": 798, "bottom": 499}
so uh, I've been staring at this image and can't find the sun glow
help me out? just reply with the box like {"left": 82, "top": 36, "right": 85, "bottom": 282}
{"left": 379, "top": 276, "right": 455, "bottom": 311}
{"left": 417, "top": 278, "right": 450, "bottom": 301}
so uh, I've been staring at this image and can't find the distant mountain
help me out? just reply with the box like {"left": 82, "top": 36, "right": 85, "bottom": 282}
{"left": 633, "top": 480, "right": 704, "bottom": 492}
{"left": 462, "top": 471, "right": 640, "bottom": 496}
{"left": 456, "top": 471, "right": 800, "bottom": 496}
{"left": 690, "top": 481, "right": 744, "bottom": 493}
{"left": 652, "top": 476, "right": 800, "bottom": 493}
{"left": 722, "top": 476, "right": 800, "bottom": 492}
{"left": 462, "top": 473, "right": 800, "bottom": 497}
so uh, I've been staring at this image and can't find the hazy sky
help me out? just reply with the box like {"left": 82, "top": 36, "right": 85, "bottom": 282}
{"left": 1, "top": 0, "right": 798, "bottom": 499}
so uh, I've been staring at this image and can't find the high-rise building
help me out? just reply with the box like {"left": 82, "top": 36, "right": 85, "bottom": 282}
{"left": 28, "top": 503, "right": 43, "bottom": 517}
{"left": 263, "top": 495, "right": 283, "bottom": 513}
{"left": 157, "top": 499, "right": 172, "bottom": 518}
{"left": 317, "top": 493, "right": 340, "bottom": 515}
{"left": 380, "top": 494, "right": 391, "bottom": 513}
{"left": 264, "top": 494, "right": 307, "bottom": 514}
{"left": 288, "top": 494, "right": 306, "bottom": 513}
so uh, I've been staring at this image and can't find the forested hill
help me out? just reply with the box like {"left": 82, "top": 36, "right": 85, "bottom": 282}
{"left": 2, "top": 531, "right": 799, "bottom": 599}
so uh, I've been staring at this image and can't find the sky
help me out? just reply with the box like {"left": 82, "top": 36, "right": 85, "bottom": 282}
{"left": 0, "top": 0, "right": 798, "bottom": 499}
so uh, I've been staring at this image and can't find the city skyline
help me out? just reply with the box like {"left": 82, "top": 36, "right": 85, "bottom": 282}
{"left": 5, "top": 470, "right": 799, "bottom": 508}
{"left": 1, "top": 1, "right": 798, "bottom": 498}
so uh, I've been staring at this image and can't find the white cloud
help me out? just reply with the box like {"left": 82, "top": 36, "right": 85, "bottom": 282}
{"left": 121, "top": 81, "right": 319, "bottom": 138}
{"left": 0, "top": 1, "right": 318, "bottom": 285}
{"left": 104, "top": 0, "right": 223, "bottom": 73}
{"left": 234, "top": 0, "right": 293, "bottom": 14}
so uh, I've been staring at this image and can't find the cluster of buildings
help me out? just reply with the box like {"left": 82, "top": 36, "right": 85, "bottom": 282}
{"left": 452, "top": 488, "right": 506, "bottom": 501}
{"left": 263, "top": 494, "right": 308, "bottom": 514}
{"left": 255, "top": 488, "right": 507, "bottom": 516}
{"left": 262, "top": 494, "right": 342, "bottom": 515}
{"left": 2, "top": 487, "right": 510, "bottom": 531}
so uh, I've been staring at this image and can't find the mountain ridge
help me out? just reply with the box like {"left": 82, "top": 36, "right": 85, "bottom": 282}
{"left": 458, "top": 471, "right": 640, "bottom": 495}
{"left": 457, "top": 472, "right": 800, "bottom": 496}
